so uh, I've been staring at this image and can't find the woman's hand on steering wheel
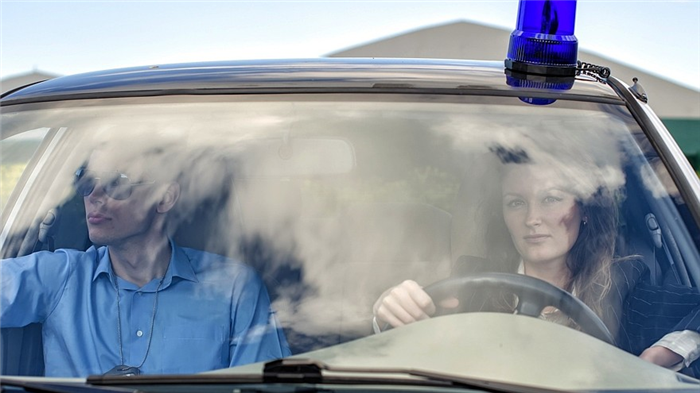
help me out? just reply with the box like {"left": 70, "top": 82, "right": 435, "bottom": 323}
{"left": 373, "top": 280, "right": 458, "bottom": 329}
{"left": 423, "top": 273, "right": 615, "bottom": 344}
{"left": 373, "top": 273, "right": 614, "bottom": 345}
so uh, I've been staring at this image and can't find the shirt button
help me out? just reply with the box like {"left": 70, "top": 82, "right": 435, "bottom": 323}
{"left": 136, "top": 330, "right": 144, "bottom": 337}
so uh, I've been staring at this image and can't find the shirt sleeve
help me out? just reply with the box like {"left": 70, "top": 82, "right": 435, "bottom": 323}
{"left": 1, "top": 250, "right": 73, "bottom": 327}
{"left": 228, "top": 267, "right": 291, "bottom": 366}
{"left": 652, "top": 330, "right": 700, "bottom": 371}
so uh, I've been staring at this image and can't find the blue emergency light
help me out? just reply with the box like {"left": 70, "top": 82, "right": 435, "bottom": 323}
{"left": 505, "top": 0, "right": 579, "bottom": 104}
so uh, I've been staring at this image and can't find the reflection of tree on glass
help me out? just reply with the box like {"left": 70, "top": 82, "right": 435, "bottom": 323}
{"left": 0, "top": 128, "right": 49, "bottom": 212}
{"left": 373, "top": 146, "right": 700, "bottom": 372}
{"left": 0, "top": 142, "right": 290, "bottom": 377}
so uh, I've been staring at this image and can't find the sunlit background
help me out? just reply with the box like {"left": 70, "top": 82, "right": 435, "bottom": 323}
{"left": 1, "top": 1, "right": 700, "bottom": 366}
{"left": 1, "top": 0, "right": 699, "bottom": 206}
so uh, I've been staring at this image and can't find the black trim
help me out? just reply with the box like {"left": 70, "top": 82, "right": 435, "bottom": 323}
{"left": 0, "top": 86, "right": 624, "bottom": 107}
{"left": 505, "top": 59, "right": 578, "bottom": 77}
{"left": 0, "top": 79, "right": 52, "bottom": 99}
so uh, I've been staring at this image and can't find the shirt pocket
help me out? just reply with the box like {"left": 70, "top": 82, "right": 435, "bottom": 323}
{"left": 162, "top": 324, "right": 227, "bottom": 341}
{"left": 158, "top": 324, "right": 229, "bottom": 373}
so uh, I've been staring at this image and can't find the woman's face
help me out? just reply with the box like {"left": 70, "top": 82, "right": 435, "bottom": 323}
{"left": 501, "top": 164, "right": 583, "bottom": 269}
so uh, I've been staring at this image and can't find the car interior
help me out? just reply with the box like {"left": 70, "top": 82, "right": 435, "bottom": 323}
{"left": 2, "top": 107, "right": 700, "bottom": 377}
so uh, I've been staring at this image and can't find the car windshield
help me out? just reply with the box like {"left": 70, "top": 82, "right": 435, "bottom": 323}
{"left": 2, "top": 93, "right": 700, "bottom": 392}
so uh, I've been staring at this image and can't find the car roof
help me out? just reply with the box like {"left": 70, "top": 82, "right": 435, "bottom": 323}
{"left": 1, "top": 58, "right": 623, "bottom": 105}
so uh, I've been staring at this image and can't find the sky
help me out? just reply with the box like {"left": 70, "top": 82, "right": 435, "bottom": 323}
{"left": 1, "top": 0, "right": 699, "bottom": 91}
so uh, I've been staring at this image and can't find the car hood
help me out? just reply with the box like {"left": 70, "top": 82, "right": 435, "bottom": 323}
{"left": 212, "top": 313, "right": 700, "bottom": 391}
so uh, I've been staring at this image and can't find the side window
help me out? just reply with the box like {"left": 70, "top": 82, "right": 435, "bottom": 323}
{"left": 0, "top": 128, "right": 50, "bottom": 212}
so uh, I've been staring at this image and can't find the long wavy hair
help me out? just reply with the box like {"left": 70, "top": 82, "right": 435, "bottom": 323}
{"left": 484, "top": 146, "right": 617, "bottom": 319}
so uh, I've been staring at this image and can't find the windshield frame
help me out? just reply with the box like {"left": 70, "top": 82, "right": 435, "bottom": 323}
{"left": 2, "top": 86, "right": 700, "bottom": 389}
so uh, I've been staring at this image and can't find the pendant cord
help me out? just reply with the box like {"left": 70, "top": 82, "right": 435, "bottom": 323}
{"left": 113, "top": 276, "right": 164, "bottom": 369}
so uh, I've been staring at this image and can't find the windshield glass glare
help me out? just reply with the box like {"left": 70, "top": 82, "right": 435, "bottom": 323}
{"left": 1, "top": 95, "right": 699, "bottom": 391}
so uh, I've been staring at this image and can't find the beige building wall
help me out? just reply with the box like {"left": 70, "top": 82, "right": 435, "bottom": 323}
{"left": 328, "top": 21, "right": 700, "bottom": 119}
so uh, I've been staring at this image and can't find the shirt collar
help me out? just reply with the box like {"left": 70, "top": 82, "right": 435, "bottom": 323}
{"left": 93, "top": 246, "right": 112, "bottom": 281}
{"left": 166, "top": 238, "right": 198, "bottom": 284}
{"left": 92, "top": 239, "right": 198, "bottom": 285}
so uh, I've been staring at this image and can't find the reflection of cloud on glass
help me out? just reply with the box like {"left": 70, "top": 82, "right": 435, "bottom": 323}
{"left": 640, "top": 159, "right": 678, "bottom": 200}
{"left": 9, "top": 99, "right": 663, "bottom": 357}
{"left": 271, "top": 207, "right": 449, "bottom": 344}
{"left": 210, "top": 179, "right": 454, "bottom": 347}
{"left": 432, "top": 108, "right": 628, "bottom": 203}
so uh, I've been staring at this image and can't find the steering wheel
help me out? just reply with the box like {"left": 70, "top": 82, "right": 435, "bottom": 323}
{"left": 423, "top": 273, "right": 615, "bottom": 344}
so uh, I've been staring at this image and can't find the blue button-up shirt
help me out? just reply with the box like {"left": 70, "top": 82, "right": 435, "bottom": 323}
{"left": 1, "top": 241, "right": 291, "bottom": 377}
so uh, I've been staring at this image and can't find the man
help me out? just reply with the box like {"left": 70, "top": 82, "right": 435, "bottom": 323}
{"left": 1, "top": 142, "right": 291, "bottom": 377}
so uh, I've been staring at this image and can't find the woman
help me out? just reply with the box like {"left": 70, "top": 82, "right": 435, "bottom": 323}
{"left": 373, "top": 150, "right": 700, "bottom": 371}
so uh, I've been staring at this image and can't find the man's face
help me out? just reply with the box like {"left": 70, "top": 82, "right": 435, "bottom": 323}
{"left": 80, "top": 150, "right": 161, "bottom": 247}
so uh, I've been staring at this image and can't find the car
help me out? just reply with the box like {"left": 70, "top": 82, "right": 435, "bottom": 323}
{"left": 2, "top": 1, "right": 700, "bottom": 392}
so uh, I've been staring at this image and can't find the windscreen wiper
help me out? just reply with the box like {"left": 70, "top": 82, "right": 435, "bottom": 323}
{"left": 262, "top": 358, "right": 563, "bottom": 393}
{"left": 0, "top": 378, "right": 135, "bottom": 393}
{"left": 87, "top": 358, "right": 564, "bottom": 393}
